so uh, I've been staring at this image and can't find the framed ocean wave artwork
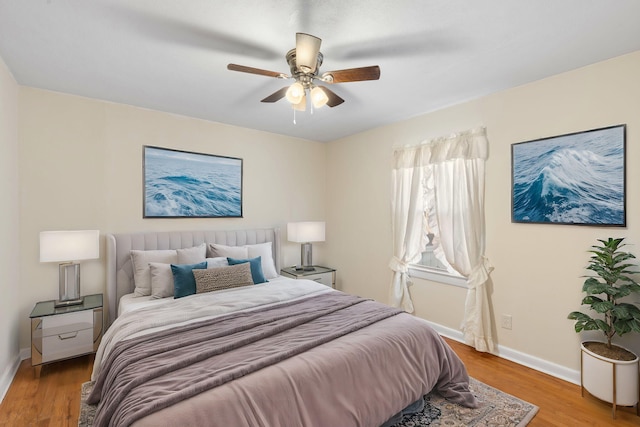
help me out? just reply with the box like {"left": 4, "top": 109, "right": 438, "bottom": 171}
{"left": 511, "top": 124, "right": 625, "bottom": 226}
{"left": 143, "top": 146, "right": 243, "bottom": 218}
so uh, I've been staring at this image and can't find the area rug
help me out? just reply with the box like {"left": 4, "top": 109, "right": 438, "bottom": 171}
{"left": 78, "top": 377, "right": 538, "bottom": 426}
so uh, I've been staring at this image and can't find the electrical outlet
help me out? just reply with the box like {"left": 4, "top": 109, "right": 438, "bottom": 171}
{"left": 501, "top": 314, "right": 513, "bottom": 330}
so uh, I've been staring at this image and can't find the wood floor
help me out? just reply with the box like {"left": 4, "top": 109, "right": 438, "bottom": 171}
{"left": 0, "top": 339, "right": 637, "bottom": 426}
{"left": 0, "top": 354, "right": 94, "bottom": 427}
{"left": 446, "top": 339, "right": 638, "bottom": 426}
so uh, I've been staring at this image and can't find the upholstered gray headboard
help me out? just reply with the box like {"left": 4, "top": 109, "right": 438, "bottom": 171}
{"left": 105, "top": 228, "right": 281, "bottom": 326}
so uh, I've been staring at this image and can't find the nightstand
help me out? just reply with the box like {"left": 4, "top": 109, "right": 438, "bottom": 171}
{"left": 30, "top": 293, "right": 103, "bottom": 375}
{"left": 280, "top": 266, "right": 336, "bottom": 288}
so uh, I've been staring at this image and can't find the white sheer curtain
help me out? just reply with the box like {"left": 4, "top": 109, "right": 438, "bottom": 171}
{"left": 390, "top": 127, "right": 494, "bottom": 352}
{"left": 389, "top": 146, "right": 428, "bottom": 313}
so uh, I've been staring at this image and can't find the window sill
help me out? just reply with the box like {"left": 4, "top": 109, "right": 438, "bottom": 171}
{"left": 408, "top": 265, "right": 467, "bottom": 288}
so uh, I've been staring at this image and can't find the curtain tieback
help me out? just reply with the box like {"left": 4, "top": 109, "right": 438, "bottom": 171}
{"left": 389, "top": 257, "right": 409, "bottom": 273}
{"left": 466, "top": 257, "right": 494, "bottom": 289}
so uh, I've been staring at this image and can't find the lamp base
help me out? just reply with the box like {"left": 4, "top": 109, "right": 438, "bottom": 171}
{"left": 54, "top": 297, "right": 84, "bottom": 308}
{"left": 58, "top": 262, "right": 82, "bottom": 305}
{"left": 301, "top": 242, "right": 315, "bottom": 270}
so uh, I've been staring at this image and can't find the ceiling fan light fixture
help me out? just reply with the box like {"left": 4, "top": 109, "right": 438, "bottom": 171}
{"left": 310, "top": 86, "right": 329, "bottom": 108}
{"left": 285, "top": 82, "right": 305, "bottom": 104}
{"left": 296, "top": 33, "right": 321, "bottom": 73}
{"left": 292, "top": 94, "right": 306, "bottom": 111}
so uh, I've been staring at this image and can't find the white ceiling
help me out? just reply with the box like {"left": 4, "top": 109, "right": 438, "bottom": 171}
{"left": 1, "top": 1, "right": 639, "bottom": 142}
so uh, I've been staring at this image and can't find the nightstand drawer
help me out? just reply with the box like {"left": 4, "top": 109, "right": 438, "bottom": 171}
{"left": 42, "top": 310, "right": 93, "bottom": 329}
{"left": 39, "top": 310, "right": 94, "bottom": 363}
{"left": 42, "top": 328, "right": 93, "bottom": 363}
{"left": 304, "top": 272, "right": 333, "bottom": 287}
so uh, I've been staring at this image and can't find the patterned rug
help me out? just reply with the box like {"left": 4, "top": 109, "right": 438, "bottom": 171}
{"left": 79, "top": 377, "right": 538, "bottom": 426}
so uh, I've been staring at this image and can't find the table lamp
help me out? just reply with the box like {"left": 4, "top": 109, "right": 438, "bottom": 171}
{"left": 287, "top": 221, "right": 325, "bottom": 271}
{"left": 39, "top": 230, "right": 99, "bottom": 307}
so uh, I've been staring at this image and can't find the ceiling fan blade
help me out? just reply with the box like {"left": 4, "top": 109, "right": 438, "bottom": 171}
{"left": 321, "top": 66, "right": 380, "bottom": 83}
{"left": 227, "top": 64, "right": 286, "bottom": 78}
{"left": 261, "top": 87, "right": 289, "bottom": 103}
{"left": 318, "top": 86, "right": 345, "bottom": 107}
{"left": 296, "top": 33, "right": 322, "bottom": 73}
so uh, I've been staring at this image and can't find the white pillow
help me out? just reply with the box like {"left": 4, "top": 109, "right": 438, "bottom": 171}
{"left": 177, "top": 243, "right": 207, "bottom": 264}
{"left": 206, "top": 242, "right": 277, "bottom": 279}
{"left": 130, "top": 249, "right": 177, "bottom": 297}
{"left": 206, "top": 257, "right": 229, "bottom": 268}
{"left": 246, "top": 242, "right": 278, "bottom": 280}
{"left": 149, "top": 262, "right": 174, "bottom": 299}
{"left": 207, "top": 243, "right": 249, "bottom": 259}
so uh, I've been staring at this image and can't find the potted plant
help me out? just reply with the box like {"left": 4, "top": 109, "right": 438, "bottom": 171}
{"left": 568, "top": 237, "right": 640, "bottom": 417}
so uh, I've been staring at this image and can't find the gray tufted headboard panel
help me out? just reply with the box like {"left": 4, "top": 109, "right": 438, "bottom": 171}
{"left": 105, "top": 228, "right": 281, "bottom": 326}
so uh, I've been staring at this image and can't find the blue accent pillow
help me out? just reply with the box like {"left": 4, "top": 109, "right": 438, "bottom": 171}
{"left": 172, "top": 262, "right": 208, "bottom": 298}
{"left": 227, "top": 256, "right": 267, "bottom": 284}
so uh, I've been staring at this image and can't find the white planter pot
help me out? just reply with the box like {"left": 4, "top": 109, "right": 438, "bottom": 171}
{"left": 581, "top": 342, "right": 639, "bottom": 411}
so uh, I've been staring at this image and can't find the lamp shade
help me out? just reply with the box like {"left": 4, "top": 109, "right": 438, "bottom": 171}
{"left": 292, "top": 93, "right": 307, "bottom": 111}
{"left": 40, "top": 230, "right": 100, "bottom": 262}
{"left": 286, "top": 82, "right": 305, "bottom": 105}
{"left": 310, "top": 86, "right": 328, "bottom": 108}
{"left": 296, "top": 33, "right": 321, "bottom": 73}
{"left": 287, "top": 222, "right": 325, "bottom": 243}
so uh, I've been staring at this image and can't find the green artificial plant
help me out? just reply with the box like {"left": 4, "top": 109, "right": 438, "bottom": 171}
{"left": 568, "top": 237, "right": 640, "bottom": 349}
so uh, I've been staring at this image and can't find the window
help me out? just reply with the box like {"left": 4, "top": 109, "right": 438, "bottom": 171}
{"left": 409, "top": 233, "right": 466, "bottom": 287}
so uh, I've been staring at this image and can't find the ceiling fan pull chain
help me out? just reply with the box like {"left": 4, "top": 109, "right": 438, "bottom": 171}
{"left": 293, "top": 108, "right": 296, "bottom": 125}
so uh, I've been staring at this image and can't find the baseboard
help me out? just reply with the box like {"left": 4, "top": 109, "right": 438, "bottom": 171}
{"left": 0, "top": 352, "right": 22, "bottom": 404}
{"left": 20, "top": 347, "right": 31, "bottom": 361}
{"left": 423, "top": 320, "right": 581, "bottom": 386}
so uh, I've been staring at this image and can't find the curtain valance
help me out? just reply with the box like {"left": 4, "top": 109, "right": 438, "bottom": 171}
{"left": 392, "top": 127, "right": 488, "bottom": 169}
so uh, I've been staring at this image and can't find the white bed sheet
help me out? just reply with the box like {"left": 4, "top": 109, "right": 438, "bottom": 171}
{"left": 118, "top": 294, "right": 162, "bottom": 316}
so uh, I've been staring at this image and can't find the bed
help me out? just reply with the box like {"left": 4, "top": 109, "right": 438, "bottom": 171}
{"left": 88, "top": 228, "right": 477, "bottom": 427}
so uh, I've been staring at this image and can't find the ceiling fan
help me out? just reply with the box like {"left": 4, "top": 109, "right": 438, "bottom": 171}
{"left": 227, "top": 33, "right": 380, "bottom": 111}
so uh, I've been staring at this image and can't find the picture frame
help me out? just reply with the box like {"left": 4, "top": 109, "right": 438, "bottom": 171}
{"left": 511, "top": 124, "right": 625, "bottom": 227}
{"left": 143, "top": 145, "right": 243, "bottom": 218}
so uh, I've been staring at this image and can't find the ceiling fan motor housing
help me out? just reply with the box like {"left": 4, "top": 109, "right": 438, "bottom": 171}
{"left": 286, "top": 48, "right": 324, "bottom": 87}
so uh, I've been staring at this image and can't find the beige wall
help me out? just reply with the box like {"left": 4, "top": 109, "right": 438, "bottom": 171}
{"left": 17, "top": 89, "right": 328, "bottom": 349}
{"left": 0, "top": 55, "right": 20, "bottom": 396}
{"left": 326, "top": 51, "right": 640, "bottom": 374}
